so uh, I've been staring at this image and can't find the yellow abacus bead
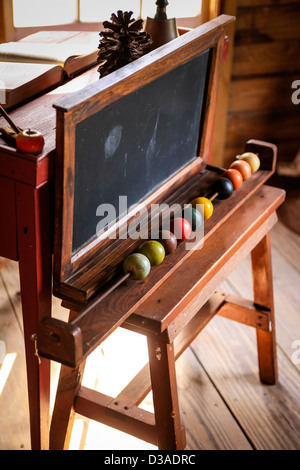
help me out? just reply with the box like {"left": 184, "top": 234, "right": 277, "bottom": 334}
{"left": 191, "top": 197, "right": 214, "bottom": 221}
{"left": 238, "top": 152, "right": 260, "bottom": 173}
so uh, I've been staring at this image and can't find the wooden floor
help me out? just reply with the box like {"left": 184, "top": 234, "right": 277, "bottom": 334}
{"left": 0, "top": 218, "right": 299, "bottom": 450}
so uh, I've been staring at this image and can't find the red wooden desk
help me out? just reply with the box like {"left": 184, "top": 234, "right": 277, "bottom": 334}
{"left": 0, "top": 66, "right": 99, "bottom": 450}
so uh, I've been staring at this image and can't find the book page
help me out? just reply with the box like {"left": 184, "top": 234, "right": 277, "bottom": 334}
{"left": 0, "top": 61, "right": 61, "bottom": 90}
{"left": 0, "top": 61, "right": 63, "bottom": 107}
{"left": 0, "top": 42, "right": 98, "bottom": 66}
{"left": 20, "top": 30, "right": 100, "bottom": 45}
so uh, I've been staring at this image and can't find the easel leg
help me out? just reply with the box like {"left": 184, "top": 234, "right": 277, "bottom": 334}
{"left": 147, "top": 336, "right": 185, "bottom": 450}
{"left": 251, "top": 233, "right": 278, "bottom": 385}
{"left": 50, "top": 360, "right": 86, "bottom": 450}
{"left": 50, "top": 309, "right": 86, "bottom": 450}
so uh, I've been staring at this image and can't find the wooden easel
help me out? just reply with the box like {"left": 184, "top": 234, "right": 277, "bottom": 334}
{"left": 49, "top": 189, "right": 282, "bottom": 450}
{"left": 35, "top": 16, "right": 285, "bottom": 449}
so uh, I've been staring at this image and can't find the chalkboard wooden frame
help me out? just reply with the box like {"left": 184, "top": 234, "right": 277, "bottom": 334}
{"left": 53, "top": 15, "right": 234, "bottom": 303}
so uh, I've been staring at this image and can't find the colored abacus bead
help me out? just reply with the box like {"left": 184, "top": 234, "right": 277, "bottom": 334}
{"left": 170, "top": 217, "right": 192, "bottom": 241}
{"left": 238, "top": 152, "right": 260, "bottom": 173}
{"left": 229, "top": 160, "right": 252, "bottom": 181}
{"left": 181, "top": 206, "right": 203, "bottom": 231}
{"left": 123, "top": 253, "right": 151, "bottom": 280}
{"left": 139, "top": 240, "right": 165, "bottom": 266}
{"left": 211, "top": 177, "right": 234, "bottom": 200}
{"left": 156, "top": 230, "right": 177, "bottom": 255}
{"left": 191, "top": 197, "right": 214, "bottom": 221}
{"left": 222, "top": 168, "right": 243, "bottom": 190}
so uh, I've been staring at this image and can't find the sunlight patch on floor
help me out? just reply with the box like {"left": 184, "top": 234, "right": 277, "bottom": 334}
{"left": 0, "top": 353, "right": 16, "bottom": 396}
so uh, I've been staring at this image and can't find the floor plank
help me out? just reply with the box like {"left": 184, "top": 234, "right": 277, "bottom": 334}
{"left": 0, "top": 271, "right": 30, "bottom": 450}
{"left": 0, "top": 261, "right": 23, "bottom": 330}
{"left": 176, "top": 348, "right": 252, "bottom": 450}
{"left": 272, "top": 218, "right": 300, "bottom": 273}
{"left": 190, "top": 315, "right": 300, "bottom": 450}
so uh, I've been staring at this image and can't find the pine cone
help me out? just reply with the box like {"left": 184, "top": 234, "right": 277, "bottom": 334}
{"left": 97, "top": 10, "right": 152, "bottom": 78}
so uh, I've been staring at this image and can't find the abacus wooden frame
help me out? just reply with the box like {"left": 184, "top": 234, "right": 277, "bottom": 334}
{"left": 53, "top": 15, "right": 234, "bottom": 305}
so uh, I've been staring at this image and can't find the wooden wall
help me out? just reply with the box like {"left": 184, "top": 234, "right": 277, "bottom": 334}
{"left": 220, "top": 0, "right": 300, "bottom": 168}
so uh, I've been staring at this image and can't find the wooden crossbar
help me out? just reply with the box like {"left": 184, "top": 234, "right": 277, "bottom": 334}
{"left": 74, "top": 387, "right": 158, "bottom": 446}
{"left": 217, "top": 294, "right": 271, "bottom": 331}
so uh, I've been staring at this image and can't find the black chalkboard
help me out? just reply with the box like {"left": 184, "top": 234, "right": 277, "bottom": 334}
{"left": 73, "top": 49, "right": 211, "bottom": 252}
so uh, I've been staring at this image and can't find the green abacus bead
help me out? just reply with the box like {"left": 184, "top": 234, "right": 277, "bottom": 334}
{"left": 123, "top": 253, "right": 151, "bottom": 280}
{"left": 181, "top": 206, "right": 203, "bottom": 231}
{"left": 139, "top": 240, "right": 165, "bottom": 266}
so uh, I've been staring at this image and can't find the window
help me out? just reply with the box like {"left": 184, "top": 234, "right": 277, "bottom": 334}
{"left": 79, "top": 1, "right": 142, "bottom": 23}
{"left": 12, "top": 0, "right": 203, "bottom": 28}
{"left": 13, "top": 0, "right": 78, "bottom": 27}
{"left": 80, "top": 1, "right": 202, "bottom": 22}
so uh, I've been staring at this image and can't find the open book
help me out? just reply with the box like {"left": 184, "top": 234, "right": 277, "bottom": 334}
{"left": 0, "top": 31, "right": 99, "bottom": 109}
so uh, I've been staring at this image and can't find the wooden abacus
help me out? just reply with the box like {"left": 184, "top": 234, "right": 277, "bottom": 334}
{"left": 34, "top": 15, "right": 285, "bottom": 450}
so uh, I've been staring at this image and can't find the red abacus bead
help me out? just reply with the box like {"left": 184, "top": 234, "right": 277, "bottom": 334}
{"left": 170, "top": 218, "right": 191, "bottom": 242}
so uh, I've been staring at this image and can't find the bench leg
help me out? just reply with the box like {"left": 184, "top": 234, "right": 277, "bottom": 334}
{"left": 147, "top": 336, "right": 185, "bottom": 450}
{"left": 251, "top": 233, "right": 278, "bottom": 385}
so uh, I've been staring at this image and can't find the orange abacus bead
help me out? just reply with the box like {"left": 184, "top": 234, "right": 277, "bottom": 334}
{"left": 229, "top": 160, "right": 252, "bottom": 181}
{"left": 223, "top": 168, "right": 243, "bottom": 190}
